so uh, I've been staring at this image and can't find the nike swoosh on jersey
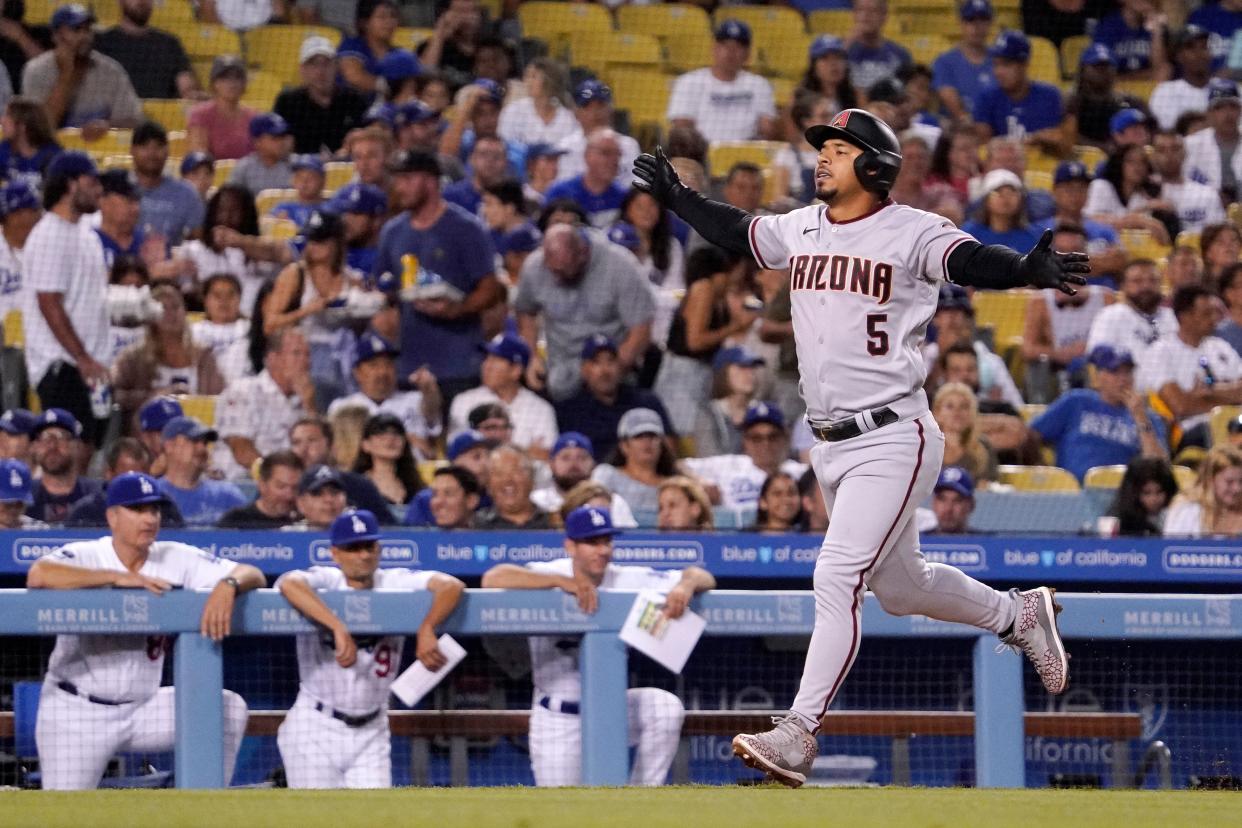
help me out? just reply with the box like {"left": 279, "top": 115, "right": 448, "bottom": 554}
{"left": 802, "top": 227, "right": 816, "bottom": 235}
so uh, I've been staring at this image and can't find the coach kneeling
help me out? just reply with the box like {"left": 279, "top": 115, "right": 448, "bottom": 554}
{"left": 26, "top": 472, "right": 263, "bottom": 790}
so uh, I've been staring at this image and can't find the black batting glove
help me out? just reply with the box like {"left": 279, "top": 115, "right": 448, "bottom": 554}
{"left": 633, "top": 146, "right": 682, "bottom": 205}
{"left": 1018, "top": 229, "right": 1091, "bottom": 296}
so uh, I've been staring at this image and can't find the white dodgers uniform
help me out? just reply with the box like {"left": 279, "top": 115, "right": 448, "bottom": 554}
{"left": 34, "top": 539, "right": 249, "bottom": 790}
{"left": 747, "top": 202, "right": 1016, "bottom": 730}
{"left": 274, "top": 566, "right": 443, "bottom": 788}
{"left": 525, "top": 558, "right": 686, "bottom": 787}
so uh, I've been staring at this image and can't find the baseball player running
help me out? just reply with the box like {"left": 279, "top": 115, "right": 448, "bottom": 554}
{"left": 482, "top": 505, "right": 716, "bottom": 786}
{"left": 634, "top": 110, "right": 1087, "bottom": 787}
{"left": 27, "top": 472, "right": 263, "bottom": 790}
{"left": 275, "top": 509, "right": 464, "bottom": 788}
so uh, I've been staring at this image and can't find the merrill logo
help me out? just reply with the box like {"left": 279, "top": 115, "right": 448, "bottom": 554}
{"left": 344, "top": 595, "right": 371, "bottom": 624}
{"left": 123, "top": 595, "right": 149, "bottom": 623}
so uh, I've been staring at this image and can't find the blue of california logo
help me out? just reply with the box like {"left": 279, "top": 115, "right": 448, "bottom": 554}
{"left": 759, "top": 546, "right": 773, "bottom": 564}
{"left": 1041, "top": 550, "right": 1055, "bottom": 567}
{"left": 474, "top": 544, "right": 488, "bottom": 562}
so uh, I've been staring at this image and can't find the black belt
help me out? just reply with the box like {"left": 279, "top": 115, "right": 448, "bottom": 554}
{"left": 809, "top": 406, "right": 899, "bottom": 442}
{"left": 56, "top": 680, "right": 132, "bottom": 706}
{"left": 539, "top": 696, "right": 580, "bottom": 715}
{"left": 315, "top": 701, "right": 382, "bottom": 728}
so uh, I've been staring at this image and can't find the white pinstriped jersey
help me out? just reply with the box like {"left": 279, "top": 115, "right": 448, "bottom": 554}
{"left": 276, "top": 567, "right": 441, "bottom": 715}
{"left": 41, "top": 539, "right": 237, "bottom": 702}
{"left": 748, "top": 201, "right": 974, "bottom": 422}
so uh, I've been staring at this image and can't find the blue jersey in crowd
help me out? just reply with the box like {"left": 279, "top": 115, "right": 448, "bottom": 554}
{"left": 931, "top": 48, "right": 995, "bottom": 116}
{"left": 138, "top": 176, "right": 205, "bottom": 246}
{"left": 961, "top": 221, "right": 1043, "bottom": 252}
{"left": 0, "top": 140, "right": 59, "bottom": 190}
{"left": 443, "top": 178, "right": 483, "bottom": 216}
{"left": 543, "top": 176, "right": 628, "bottom": 227}
{"left": 973, "top": 82, "right": 1063, "bottom": 139}
{"left": 1030, "top": 389, "right": 1167, "bottom": 482}
{"left": 270, "top": 201, "right": 318, "bottom": 228}
{"left": 95, "top": 227, "right": 143, "bottom": 269}
{"left": 157, "top": 477, "right": 248, "bottom": 528}
{"left": 1188, "top": 2, "right": 1239, "bottom": 71}
{"left": 846, "top": 40, "right": 912, "bottom": 92}
{"left": 1091, "top": 15, "right": 1153, "bottom": 73}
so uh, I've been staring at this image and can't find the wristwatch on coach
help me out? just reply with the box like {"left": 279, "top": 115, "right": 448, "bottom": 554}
{"left": 222, "top": 576, "right": 241, "bottom": 594}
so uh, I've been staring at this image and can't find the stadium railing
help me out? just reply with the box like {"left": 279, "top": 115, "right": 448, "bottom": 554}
{"left": 1, "top": 589, "right": 1231, "bottom": 790}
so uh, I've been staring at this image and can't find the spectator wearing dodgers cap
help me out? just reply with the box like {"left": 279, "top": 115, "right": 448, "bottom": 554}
{"left": 0, "top": 179, "right": 40, "bottom": 321}
{"left": 531, "top": 431, "right": 639, "bottom": 527}
{"left": 555, "top": 79, "right": 641, "bottom": 188}
{"left": 667, "top": 18, "right": 775, "bottom": 143}
{"left": 29, "top": 408, "right": 104, "bottom": 525}
{"left": 0, "top": 408, "right": 37, "bottom": 466}
{"left": 1091, "top": 0, "right": 1171, "bottom": 78}
{"left": 0, "top": 458, "right": 45, "bottom": 528}
{"left": 918, "top": 466, "right": 977, "bottom": 535}
{"left": 274, "top": 35, "right": 370, "bottom": 156}
{"left": 401, "top": 429, "right": 495, "bottom": 526}
{"left": 683, "top": 401, "right": 808, "bottom": 511}
{"left": 448, "top": 332, "right": 558, "bottom": 458}
{"left": 972, "top": 29, "right": 1069, "bottom": 157}
{"left": 1064, "top": 46, "right": 1151, "bottom": 148}
{"left": 228, "top": 112, "right": 294, "bottom": 196}
{"left": 1183, "top": 78, "right": 1242, "bottom": 200}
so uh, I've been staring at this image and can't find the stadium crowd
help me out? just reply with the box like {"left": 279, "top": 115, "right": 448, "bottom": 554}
{"left": 0, "top": 0, "right": 1237, "bottom": 537}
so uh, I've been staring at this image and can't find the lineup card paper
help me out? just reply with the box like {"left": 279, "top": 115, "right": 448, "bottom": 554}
{"left": 618, "top": 590, "right": 706, "bottom": 674}
{"left": 389, "top": 634, "right": 467, "bottom": 707}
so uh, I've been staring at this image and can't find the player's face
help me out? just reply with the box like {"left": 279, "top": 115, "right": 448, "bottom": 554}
{"left": 760, "top": 475, "right": 801, "bottom": 528}
{"left": 354, "top": 356, "right": 396, "bottom": 401}
{"left": 551, "top": 446, "right": 594, "bottom": 491}
{"left": 932, "top": 489, "right": 973, "bottom": 533}
{"left": 568, "top": 535, "right": 613, "bottom": 581}
{"left": 290, "top": 423, "right": 330, "bottom": 466}
{"left": 815, "top": 140, "right": 864, "bottom": 204}
{"left": 743, "top": 424, "right": 788, "bottom": 471}
{"left": 332, "top": 541, "right": 381, "bottom": 583}
{"left": 107, "top": 503, "right": 162, "bottom": 548}
{"left": 1213, "top": 465, "right": 1242, "bottom": 511}
{"left": 657, "top": 486, "right": 702, "bottom": 531}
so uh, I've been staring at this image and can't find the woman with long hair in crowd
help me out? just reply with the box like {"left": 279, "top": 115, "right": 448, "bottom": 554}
{"left": 592, "top": 408, "right": 679, "bottom": 519}
{"left": 1200, "top": 223, "right": 1242, "bottom": 291}
{"left": 328, "top": 403, "right": 371, "bottom": 471}
{"left": 657, "top": 475, "right": 714, "bottom": 531}
{"left": 1109, "top": 457, "right": 1179, "bottom": 536}
{"left": 619, "top": 188, "right": 684, "bottom": 291}
{"left": 1164, "top": 446, "right": 1242, "bottom": 537}
{"left": 353, "top": 413, "right": 424, "bottom": 508}
{"left": 0, "top": 97, "right": 59, "bottom": 185}
{"left": 797, "top": 35, "right": 857, "bottom": 115}
{"left": 932, "top": 382, "right": 999, "bottom": 484}
{"left": 497, "top": 57, "right": 576, "bottom": 146}
{"left": 926, "top": 126, "right": 979, "bottom": 210}
{"left": 692, "top": 348, "right": 766, "bottom": 458}
{"left": 181, "top": 184, "right": 262, "bottom": 313}
{"left": 750, "top": 471, "right": 806, "bottom": 533}
{"left": 1086, "top": 143, "right": 1177, "bottom": 246}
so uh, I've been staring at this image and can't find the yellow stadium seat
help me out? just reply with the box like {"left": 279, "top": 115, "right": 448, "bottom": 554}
{"left": 1060, "top": 35, "right": 1090, "bottom": 80}
{"left": 1175, "top": 229, "right": 1201, "bottom": 251}
{"left": 244, "top": 25, "right": 340, "bottom": 85}
{"left": 1075, "top": 143, "right": 1105, "bottom": 172}
{"left": 808, "top": 10, "right": 852, "bottom": 35}
{"left": 1228, "top": 202, "right": 1242, "bottom": 229}
{"left": 568, "top": 31, "right": 663, "bottom": 76}
{"left": 1210, "top": 405, "right": 1242, "bottom": 446}
{"left": 1119, "top": 228, "right": 1172, "bottom": 261}
{"left": 518, "top": 2, "right": 613, "bottom": 56}
{"left": 324, "top": 162, "right": 354, "bottom": 190}
{"left": 608, "top": 68, "right": 672, "bottom": 131}
{"left": 167, "top": 129, "right": 187, "bottom": 157}
{"left": 24, "top": 0, "right": 56, "bottom": 24}
{"left": 707, "top": 140, "right": 784, "bottom": 178}
{"left": 617, "top": 4, "right": 711, "bottom": 45}
{"left": 3, "top": 309, "right": 21, "bottom": 348}
{"left": 998, "top": 464, "right": 1080, "bottom": 492}
{"left": 972, "top": 289, "right": 1032, "bottom": 351}
{"left": 900, "top": 34, "right": 955, "bottom": 67}
{"left": 770, "top": 76, "right": 795, "bottom": 107}
{"left": 150, "top": 0, "right": 197, "bottom": 29}
{"left": 663, "top": 29, "right": 714, "bottom": 72}
{"left": 1083, "top": 464, "right": 1126, "bottom": 489}
{"left": 176, "top": 394, "right": 216, "bottom": 427}
{"left": 1172, "top": 465, "right": 1197, "bottom": 491}
{"left": 758, "top": 34, "right": 812, "bottom": 80}
{"left": 395, "top": 27, "right": 434, "bottom": 49}
{"left": 212, "top": 158, "right": 236, "bottom": 188}
{"left": 417, "top": 460, "right": 447, "bottom": 482}
{"left": 1024, "top": 170, "right": 1052, "bottom": 191}
{"left": 241, "top": 70, "right": 286, "bottom": 110}
{"left": 1026, "top": 35, "right": 1059, "bottom": 85}
{"left": 142, "top": 99, "right": 189, "bottom": 132}
{"left": 895, "top": 11, "right": 962, "bottom": 38}
{"left": 57, "top": 128, "right": 133, "bottom": 158}
{"left": 1019, "top": 403, "right": 1046, "bottom": 424}
{"left": 1115, "top": 77, "right": 1156, "bottom": 101}
{"left": 1024, "top": 147, "right": 1060, "bottom": 175}
{"left": 180, "top": 23, "right": 242, "bottom": 62}
{"left": 261, "top": 217, "right": 299, "bottom": 239}
{"left": 256, "top": 188, "right": 297, "bottom": 217}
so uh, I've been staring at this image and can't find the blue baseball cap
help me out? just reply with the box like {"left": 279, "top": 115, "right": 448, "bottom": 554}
{"left": 472, "top": 78, "right": 505, "bottom": 105}
{"left": 51, "top": 3, "right": 93, "bottom": 29}
{"left": 362, "top": 101, "right": 396, "bottom": 129}
{"left": 291, "top": 154, "right": 325, "bottom": 175}
{"left": 1109, "top": 107, "right": 1147, "bottom": 135}
{"left": 378, "top": 48, "right": 421, "bottom": 84}
{"left": 0, "top": 458, "right": 32, "bottom": 503}
{"left": 446, "top": 429, "right": 488, "bottom": 461}
{"left": 106, "top": 471, "right": 168, "bottom": 508}
{"left": 1054, "top": 160, "right": 1091, "bottom": 185}
{"left": 327, "top": 181, "right": 387, "bottom": 216}
{"left": 713, "top": 346, "right": 765, "bottom": 371}
{"left": 499, "top": 224, "right": 541, "bottom": 255}
{"left": 0, "top": 180, "right": 38, "bottom": 217}
{"left": 1079, "top": 42, "right": 1116, "bottom": 67}
{"left": 161, "top": 415, "right": 218, "bottom": 443}
{"left": 393, "top": 100, "right": 439, "bottom": 128}
{"left": 937, "top": 283, "right": 973, "bottom": 314}
{"left": 480, "top": 332, "right": 531, "bottom": 367}
{"left": 33, "top": 408, "right": 82, "bottom": 439}
{"left": 581, "top": 333, "right": 618, "bottom": 360}
{"left": 1087, "top": 344, "right": 1135, "bottom": 371}
{"left": 1208, "top": 77, "right": 1241, "bottom": 108}
{"left": 606, "top": 221, "right": 641, "bottom": 252}
{"left": 959, "top": 0, "right": 993, "bottom": 20}
{"left": 565, "top": 505, "right": 620, "bottom": 541}
{"left": 0, "top": 408, "right": 35, "bottom": 436}
{"left": 138, "top": 397, "right": 183, "bottom": 433}
{"left": 250, "top": 112, "right": 290, "bottom": 138}
{"left": 526, "top": 143, "right": 567, "bottom": 161}
{"left": 809, "top": 34, "right": 846, "bottom": 60}
{"left": 47, "top": 150, "right": 97, "bottom": 181}
{"left": 988, "top": 29, "right": 1030, "bottom": 62}
{"left": 934, "top": 466, "right": 975, "bottom": 499}
{"left": 552, "top": 431, "right": 593, "bottom": 458}
{"left": 574, "top": 79, "right": 612, "bottom": 107}
{"left": 714, "top": 18, "right": 751, "bottom": 46}
{"left": 330, "top": 508, "right": 382, "bottom": 546}
{"left": 742, "top": 401, "right": 785, "bottom": 431}
{"left": 180, "top": 151, "right": 214, "bottom": 175}
{"left": 300, "top": 464, "right": 345, "bottom": 494}
{"left": 354, "top": 332, "right": 398, "bottom": 366}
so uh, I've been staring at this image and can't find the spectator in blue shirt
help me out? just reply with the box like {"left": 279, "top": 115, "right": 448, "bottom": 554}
{"left": 372, "top": 149, "right": 503, "bottom": 400}
{"left": 132, "top": 120, "right": 204, "bottom": 246}
{"left": 1188, "top": 0, "right": 1241, "bottom": 72}
{"left": 543, "top": 131, "right": 628, "bottom": 229}
{"left": 962, "top": 168, "right": 1043, "bottom": 251}
{"left": 932, "top": 0, "right": 996, "bottom": 125}
{"left": 337, "top": 0, "right": 400, "bottom": 95}
{"left": 403, "top": 429, "right": 493, "bottom": 525}
{"left": 95, "top": 168, "right": 143, "bottom": 269}
{"left": 1038, "top": 161, "right": 1128, "bottom": 284}
{"left": 1030, "top": 344, "right": 1168, "bottom": 481}
{"left": 269, "top": 155, "right": 325, "bottom": 229}
{"left": 324, "top": 181, "right": 387, "bottom": 276}
{"left": 443, "top": 134, "right": 510, "bottom": 217}
{"left": 846, "top": 0, "right": 912, "bottom": 97}
{"left": 156, "top": 416, "right": 246, "bottom": 526}
{"left": 973, "top": 30, "right": 1070, "bottom": 157}
{"left": 1092, "top": 0, "right": 1171, "bottom": 77}
{"left": 0, "top": 97, "right": 60, "bottom": 191}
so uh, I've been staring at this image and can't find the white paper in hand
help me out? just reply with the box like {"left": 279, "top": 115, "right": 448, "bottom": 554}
{"left": 389, "top": 634, "right": 467, "bottom": 708}
{"left": 618, "top": 589, "right": 706, "bottom": 674}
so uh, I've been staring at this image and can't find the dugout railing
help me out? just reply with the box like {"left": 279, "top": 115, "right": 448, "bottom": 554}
{"left": 0, "top": 590, "right": 1230, "bottom": 789}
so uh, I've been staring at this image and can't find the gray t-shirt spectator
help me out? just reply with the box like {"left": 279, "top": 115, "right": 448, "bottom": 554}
{"left": 228, "top": 155, "right": 293, "bottom": 195}
{"left": 514, "top": 237, "right": 655, "bottom": 400}
{"left": 296, "top": 0, "right": 358, "bottom": 35}
{"left": 591, "top": 464, "right": 659, "bottom": 520}
{"left": 138, "top": 176, "right": 205, "bottom": 246}
{"left": 21, "top": 49, "right": 142, "bottom": 128}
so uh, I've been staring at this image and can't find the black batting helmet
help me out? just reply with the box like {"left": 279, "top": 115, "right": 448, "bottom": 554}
{"left": 804, "top": 109, "right": 902, "bottom": 195}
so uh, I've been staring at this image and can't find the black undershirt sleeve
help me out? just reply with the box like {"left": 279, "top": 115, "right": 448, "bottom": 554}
{"left": 945, "top": 239, "right": 1030, "bottom": 290}
{"left": 666, "top": 185, "right": 755, "bottom": 257}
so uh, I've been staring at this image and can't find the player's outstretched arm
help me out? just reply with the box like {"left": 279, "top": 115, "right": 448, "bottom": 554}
{"left": 948, "top": 229, "right": 1090, "bottom": 295}
{"left": 27, "top": 559, "right": 172, "bottom": 593}
{"left": 633, "top": 147, "right": 755, "bottom": 258}
{"left": 278, "top": 571, "right": 357, "bottom": 667}
{"left": 415, "top": 574, "right": 466, "bottom": 670}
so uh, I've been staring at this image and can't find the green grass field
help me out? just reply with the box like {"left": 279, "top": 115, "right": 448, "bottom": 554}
{"left": 1, "top": 787, "right": 1234, "bottom": 828}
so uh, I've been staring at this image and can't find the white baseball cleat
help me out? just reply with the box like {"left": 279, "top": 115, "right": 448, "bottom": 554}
{"left": 1000, "top": 586, "right": 1069, "bottom": 695}
{"left": 731, "top": 713, "right": 819, "bottom": 788}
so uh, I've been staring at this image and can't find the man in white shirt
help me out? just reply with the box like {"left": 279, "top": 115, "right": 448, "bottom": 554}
{"left": 276, "top": 509, "right": 464, "bottom": 788}
{"left": 0, "top": 180, "right": 39, "bottom": 320}
{"left": 214, "top": 328, "right": 316, "bottom": 481}
{"left": 327, "top": 333, "right": 442, "bottom": 461}
{"left": 1087, "top": 259, "right": 1177, "bottom": 362}
{"left": 667, "top": 19, "right": 776, "bottom": 144}
{"left": 1151, "top": 130, "right": 1226, "bottom": 233}
{"left": 1149, "top": 25, "right": 1214, "bottom": 131}
{"left": 22, "top": 150, "right": 109, "bottom": 445}
{"left": 449, "top": 332, "right": 558, "bottom": 459}
{"left": 1183, "top": 78, "right": 1242, "bottom": 202}
{"left": 1138, "top": 285, "right": 1242, "bottom": 448}
{"left": 555, "top": 80, "right": 640, "bottom": 187}
{"left": 482, "top": 505, "right": 715, "bottom": 787}
{"left": 683, "top": 402, "right": 807, "bottom": 510}
{"left": 26, "top": 471, "right": 265, "bottom": 790}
